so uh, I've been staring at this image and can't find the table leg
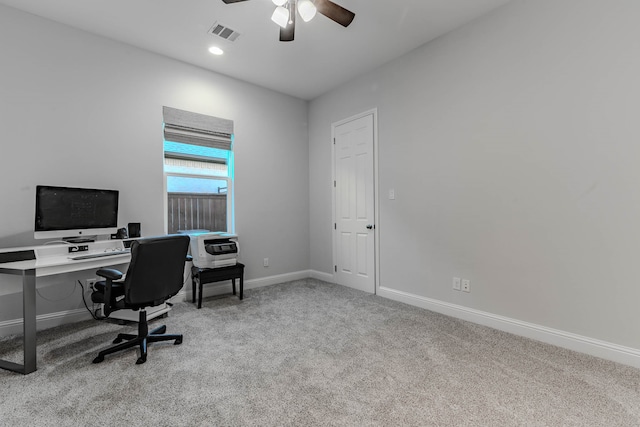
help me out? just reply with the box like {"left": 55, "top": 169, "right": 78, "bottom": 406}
{"left": 22, "top": 270, "right": 37, "bottom": 374}
{"left": 0, "top": 269, "right": 37, "bottom": 374}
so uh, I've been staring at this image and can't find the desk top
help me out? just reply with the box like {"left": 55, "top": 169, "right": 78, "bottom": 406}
{"left": 0, "top": 241, "right": 131, "bottom": 277}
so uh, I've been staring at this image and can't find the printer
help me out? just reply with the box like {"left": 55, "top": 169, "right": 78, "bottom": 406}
{"left": 187, "top": 232, "right": 238, "bottom": 268}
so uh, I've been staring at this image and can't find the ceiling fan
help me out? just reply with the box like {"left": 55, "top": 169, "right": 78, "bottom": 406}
{"left": 221, "top": 0, "right": 355, "bottom": 42}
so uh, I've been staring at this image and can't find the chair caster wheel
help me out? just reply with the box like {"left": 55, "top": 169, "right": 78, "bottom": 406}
{"left": 93, "top": 355, "right": 104, "bottom": 364}
{"left": 136, "top": 357, "right": 147, "bottom": 365}
{"left": 174, "top": 337, "right": 183, "bottom": 345}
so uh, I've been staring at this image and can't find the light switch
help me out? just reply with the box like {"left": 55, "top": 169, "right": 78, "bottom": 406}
{"left": 389, "top": 189, "right": 395, "bottom": 200}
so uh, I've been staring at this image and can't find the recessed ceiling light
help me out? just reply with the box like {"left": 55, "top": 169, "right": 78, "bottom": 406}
{"left": 208, "top": 46, "right": 224, "bottom": 55}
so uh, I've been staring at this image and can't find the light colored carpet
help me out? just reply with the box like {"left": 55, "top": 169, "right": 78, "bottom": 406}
{"left": 1, "top": 279, "right": 639, "bottom": 426}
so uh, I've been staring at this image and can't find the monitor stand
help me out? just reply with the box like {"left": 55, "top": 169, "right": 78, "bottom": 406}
{"left": 64, "top": 236, "right": 96, "bottom": 244}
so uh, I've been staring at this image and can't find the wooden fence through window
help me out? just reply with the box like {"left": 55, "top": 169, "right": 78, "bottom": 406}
{"left": 167, "top": 193, "right": 227, "bottom": 234}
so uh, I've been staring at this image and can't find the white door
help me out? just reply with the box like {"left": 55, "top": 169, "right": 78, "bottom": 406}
{"left": 333, "top": 112, "right": 376, "bottom": 293}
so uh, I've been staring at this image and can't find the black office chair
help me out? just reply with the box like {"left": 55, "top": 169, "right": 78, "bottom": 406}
{"left": 91, "top": 235, "right": 190, "bottom": 365}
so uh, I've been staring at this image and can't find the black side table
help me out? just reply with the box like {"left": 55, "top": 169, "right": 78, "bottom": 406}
{"left": 191, "top": 263, "right": 245, "bottom": 309}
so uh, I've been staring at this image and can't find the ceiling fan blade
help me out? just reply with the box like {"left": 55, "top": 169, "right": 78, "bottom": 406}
{"left": 221, "top": 0, "right": 250, "bottom": 3}
{"left": 279, "top": 1, "right": 296, "bottom": 42}
{"left": 314, "top": 0, "right": 355, "bottom": 27}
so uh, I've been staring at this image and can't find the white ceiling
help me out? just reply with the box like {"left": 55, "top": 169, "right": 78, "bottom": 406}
{"left": 0, "top": 0, "right": 511, "bottom": 100}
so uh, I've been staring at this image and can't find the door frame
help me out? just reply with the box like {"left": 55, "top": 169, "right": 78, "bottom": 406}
{"left": 331, "top": 108, "right": 380, "bottom": 294}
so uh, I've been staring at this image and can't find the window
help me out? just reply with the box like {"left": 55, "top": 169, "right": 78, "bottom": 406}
{"left": 162, "top": 107, "right": 234, "bottom": 234}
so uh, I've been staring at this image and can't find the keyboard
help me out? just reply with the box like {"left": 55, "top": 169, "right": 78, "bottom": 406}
{"left": 70, "top": 250, "right": 130, "bottom": 260}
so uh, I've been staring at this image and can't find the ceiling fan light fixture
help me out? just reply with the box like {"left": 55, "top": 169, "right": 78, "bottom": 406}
{"left": 297, "top": 0, "right": 317, "bottom": 22}
{"left": 271, "top": 6, "right": 290, "bottom": 28}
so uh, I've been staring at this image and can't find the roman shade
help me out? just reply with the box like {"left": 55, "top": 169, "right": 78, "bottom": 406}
{"left": 163, "top": 106, "right": 234, "bottom": 151}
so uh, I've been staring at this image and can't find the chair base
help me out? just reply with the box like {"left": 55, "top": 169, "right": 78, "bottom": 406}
{"left": 93, "top": 310, "right": 182, "bottom": 365}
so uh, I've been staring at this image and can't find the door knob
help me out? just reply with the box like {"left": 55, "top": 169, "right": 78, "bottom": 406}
{"left": 366, "top": 224, "right": 374, "bottom": 230}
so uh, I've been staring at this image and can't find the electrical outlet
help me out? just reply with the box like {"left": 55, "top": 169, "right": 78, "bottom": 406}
{"left": 85, "top": 278, "right": 98, "bottom": 289}
{"left": 462, "top": 279, "right": 470, "bottom": 293}
{"left": 452, "top": 277, "right": 461, "bottom": 291}
{"left": 263, "top": 258, "right": 269, "bottom": 267}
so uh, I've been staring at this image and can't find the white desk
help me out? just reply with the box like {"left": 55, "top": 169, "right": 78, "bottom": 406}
{"left": 0, "top": 241, "right": 131, "bottom": 374}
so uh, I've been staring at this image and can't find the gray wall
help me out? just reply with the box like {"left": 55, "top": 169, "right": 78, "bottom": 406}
{"left": 309, "top": 0, "right": 640, "bottom": 350}
{"left": 4, "top": 0, "right": 640, "bottom": 358}
{"left": 0, "top": 5, "right": 309, "bottom": 320}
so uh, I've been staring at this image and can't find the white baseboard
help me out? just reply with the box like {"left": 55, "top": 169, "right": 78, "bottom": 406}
{"left": 309, "top": 270, "right": 334, "bottom": 283}
{"left": 0, "top": 270, "right": 319, "bottom": 337}
{"left": 175, "top": 269, "right": 315, "bottom": 302}
{"left": 0, "top": 308, "right": 94, "bottom": 337}
{"left": 378, "top": 285, "right": 640, "bottom": 369}
{"left": 246, "top": 269, "right": 314, "bottom": 289}
{"left": 8, "top": 271, "right": 634, "bottom": 370}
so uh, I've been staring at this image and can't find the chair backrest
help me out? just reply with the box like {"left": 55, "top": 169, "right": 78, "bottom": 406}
{"left": 123, "top": 235, "right": 190, "bottom": 308}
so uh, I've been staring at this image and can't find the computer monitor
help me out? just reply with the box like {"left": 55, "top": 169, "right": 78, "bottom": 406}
{"left": 34, "top": 185, "right": 119, "bottom": 242}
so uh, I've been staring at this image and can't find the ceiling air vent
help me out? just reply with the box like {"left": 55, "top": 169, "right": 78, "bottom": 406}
{"left": 208, "top": 22, "right": 241, "bottom": 42}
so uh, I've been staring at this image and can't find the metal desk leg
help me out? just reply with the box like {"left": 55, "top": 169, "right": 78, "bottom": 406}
{"left": 22, "top": 270, "right": 37, "bottom": 374}
{"left": 0, "top": 269, "right": 37, "bottom": 375}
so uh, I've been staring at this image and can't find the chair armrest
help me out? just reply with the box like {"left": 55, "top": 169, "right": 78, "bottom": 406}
{"left": 94, "top": 268, "right": 123, "bottom": 318}
{"left": 96, "top": 268, "right": 123, "bottom": 281}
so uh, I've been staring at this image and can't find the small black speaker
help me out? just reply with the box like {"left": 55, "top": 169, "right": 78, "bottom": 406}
{"left": 115, "top": 227, "right": 128, "bottom": 239}
{"left": 128, "top": 222, "right": 141, "bottom": 238}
